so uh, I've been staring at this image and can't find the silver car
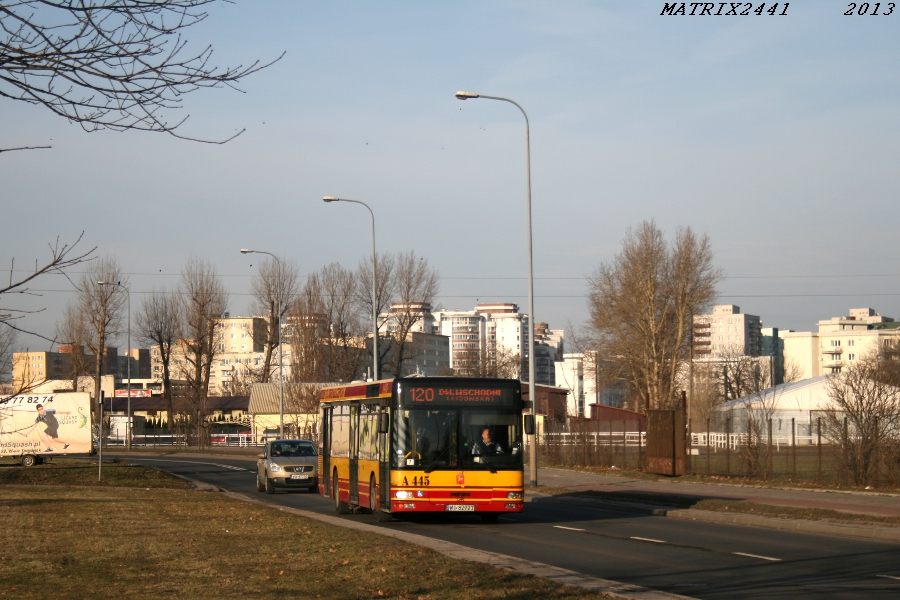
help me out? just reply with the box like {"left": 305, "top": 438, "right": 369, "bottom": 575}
{"left": 256, "top": 439, "right": 318, "bottom": 494}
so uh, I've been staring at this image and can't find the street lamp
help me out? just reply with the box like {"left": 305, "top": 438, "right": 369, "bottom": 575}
{"left": 240, "top": 249, "right": 286, "bottom": 438}
{"left": 456, "top": 90, "right": 538, "bottom": 487}
{"left": 323, "top": 196, "right": 379, "bottom": 381}
{"left": 97, "top": 280, "right": 131, "bottom": 450}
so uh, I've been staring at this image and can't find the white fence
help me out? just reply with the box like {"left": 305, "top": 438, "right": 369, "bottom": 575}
{"left": 539, "top": 431, "right": 647, "bottom": 447}
{"left": 691, "top": 432, "right": 827, "bottom": 449}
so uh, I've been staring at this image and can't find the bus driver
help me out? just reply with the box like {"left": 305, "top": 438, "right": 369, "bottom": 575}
{"left": 473, "top": 426, "right": 503, "bottom": 455}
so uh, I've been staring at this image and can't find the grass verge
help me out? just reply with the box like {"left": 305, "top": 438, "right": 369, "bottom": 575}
{"left": 542, "top": 464, "right": 900, "bottom": 494}
{"left": 0, "top": 483, "right": 607, "bottom": 599}
{"left": 0, "top": 459, "right": 191, "bottom": 489}
{"left": 532, "top": 485, "right": 900, "bottom": 528}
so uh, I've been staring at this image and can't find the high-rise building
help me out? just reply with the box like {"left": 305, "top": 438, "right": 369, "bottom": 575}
{"left": 693, "top": 305, "right": 763, "bottom": 357}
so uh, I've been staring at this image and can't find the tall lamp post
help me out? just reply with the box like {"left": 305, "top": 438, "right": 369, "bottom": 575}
{"left": 98, "top": 280, "right": 130, "bottom": 450}
{"left": 240, "top": 249, "right": 285, "bottom": 438}
{"left": 455, "top": 90, "right": 538, "bottom": 487}
{"left": 323, "top": 196, "right": 379, "bottom": 381}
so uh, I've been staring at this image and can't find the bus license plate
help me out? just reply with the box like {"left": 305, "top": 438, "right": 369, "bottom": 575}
{"left": 290, "top": 474, "right": 309, "bottom": 480}
{"left": 446, "top": 505, "right": 475, "bottom": 512}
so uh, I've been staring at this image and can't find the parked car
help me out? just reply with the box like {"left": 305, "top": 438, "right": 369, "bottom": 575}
{"left": 256, "top": 439, "right": 318, "bottom": 494}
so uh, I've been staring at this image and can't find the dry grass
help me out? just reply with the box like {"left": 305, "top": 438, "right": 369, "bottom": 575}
{"left": 0, "top": 459, "right": 191, "bottom": 489}
{"left": 0, "top": 483, "right": 607, "bottom": 599}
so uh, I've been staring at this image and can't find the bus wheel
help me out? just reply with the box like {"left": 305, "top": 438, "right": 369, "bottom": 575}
{"left": 21, "top": 455, "right": 36, "bottom": 467}
{"left": 334, "top": 470, "right": 350, "bottom": 514}
{"left": 480, "top": 513, "right": 499, "bottom": 524}
{"left": 370, "top": 474, "right": 390, "bottom": 521}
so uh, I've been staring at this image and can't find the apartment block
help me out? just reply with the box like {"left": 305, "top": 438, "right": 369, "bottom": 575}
{"left": 782, "top": 308, "right": 900, "bottom": 378}
{"left": 693, "top": 305, "right": 763, "bottom": 357}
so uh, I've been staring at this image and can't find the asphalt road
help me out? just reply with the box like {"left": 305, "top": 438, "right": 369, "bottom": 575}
{"left": 129, "top": 455, "right": 900, "bottom": 599}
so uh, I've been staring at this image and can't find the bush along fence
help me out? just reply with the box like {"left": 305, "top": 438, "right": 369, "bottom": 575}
{"left": 536, "top": 412, "right": 900, "bottom": 489}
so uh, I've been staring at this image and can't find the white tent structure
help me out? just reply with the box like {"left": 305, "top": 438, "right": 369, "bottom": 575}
{"left": 714, "top": 376, "right": 832, "bottom": 442}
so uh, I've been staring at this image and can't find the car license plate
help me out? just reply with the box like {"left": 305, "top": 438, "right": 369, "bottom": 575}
{"left": 446, "top": 504, "right": 475, "bottom": 512}
{"left": 290, "top": 474, "right": 309, "bottom": 480}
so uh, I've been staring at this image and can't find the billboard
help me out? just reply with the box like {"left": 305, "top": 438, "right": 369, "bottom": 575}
{"left": 115, "top": 389, "right": 151, "bottom": 398}
{"left": 0, "top": 392, "right": 93, "bottom": 458}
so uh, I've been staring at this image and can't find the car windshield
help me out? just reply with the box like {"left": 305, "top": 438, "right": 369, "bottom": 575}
{"left": 270, "top": 441, "right": 316, "bottom": 457}
{"left": 392, "top": 409, "right": 522, "bottom": 471}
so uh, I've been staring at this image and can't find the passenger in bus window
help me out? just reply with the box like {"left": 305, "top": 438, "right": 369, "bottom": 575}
{"left": 472, "top": 427, "right": 504, "bottom": 455}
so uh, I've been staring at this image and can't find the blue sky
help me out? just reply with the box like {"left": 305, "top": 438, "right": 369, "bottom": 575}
{"left": 2, "top": 1, "right": 899, "bottom": 351}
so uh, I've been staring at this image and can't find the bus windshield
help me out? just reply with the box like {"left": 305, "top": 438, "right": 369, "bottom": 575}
{"left": 392, "top": 408, "right": 523, "bottom": 471}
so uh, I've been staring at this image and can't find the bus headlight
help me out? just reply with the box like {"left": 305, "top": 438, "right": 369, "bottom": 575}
{"left": 506, "top": 492, "right": 522, "bottom": 499}
{"left": 395, "top": 491, "right": 413, "bottom": 499}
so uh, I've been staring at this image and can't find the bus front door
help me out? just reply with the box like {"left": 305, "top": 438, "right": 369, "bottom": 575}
{"left": 349, "top": 404, "right": 359, "bottom": 505}
{"left": 322, "top": 406, "right": 332, "bottom": 496}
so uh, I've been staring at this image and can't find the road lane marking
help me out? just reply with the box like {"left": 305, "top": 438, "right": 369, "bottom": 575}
{"left": 733, "top": 552, "right": 781, "bottom": 562}
{"left": 137, "top": 458, "right": 249, "bottom": 472}
{"left": 553, "top": 526, "right": 585, "bottom": 531}
{"left": 630, "top": 537, "right": 665, "bottom": 543}
{"left": 877, "top": 575, "right": 900, "bottom": 581}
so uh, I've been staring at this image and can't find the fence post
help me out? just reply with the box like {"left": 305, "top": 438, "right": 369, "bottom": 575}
{"left": 622, "top": 419, "right": 627, "bottom": 471}
{"left": 791, "top": 417, "right": 796, "bottom": 482}
{"left": 817, "top": 417, "right": 822, "bottom": 484}
{"left": 843, "top": 416, "right": 849, "bottom": 486}
{"left": 726, "top": 417, "right": 731, "bottom": 478}
{"left": 767, "top": 418, "right": 773, "bottom": 481}
{"left": 639, "top": 417, "right": 644, "bottom": 471}
{"left": 706, "top": 418, "right": 711, "bottom": 476}
{"left": 874, "top": 415, "right": 879, "bottom": 488}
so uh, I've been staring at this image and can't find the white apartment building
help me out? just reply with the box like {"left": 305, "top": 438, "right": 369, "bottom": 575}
{"left": 782, "top": 308, "right": 900, "bottom": 378}
{"left": 432, "top": 303, "right": 530, "bottom": 372}
{"left": 693, "top": 305, "right": 763, "bottom": 357}
{"left": 151, "top": 315, "right": 288, "bottom": 395}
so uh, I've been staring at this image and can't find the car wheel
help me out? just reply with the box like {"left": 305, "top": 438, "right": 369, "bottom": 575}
{"left": 334, "top": 470, "right": 350, "bottom": 514}
{"left": 265, "top": 474, "right": 276, "bottom": 495}
{"left": 21, "top": 455, "right": 36, "bottom": 467}
{"left": 256, "top": 472, "right": 265, "bottom": 492}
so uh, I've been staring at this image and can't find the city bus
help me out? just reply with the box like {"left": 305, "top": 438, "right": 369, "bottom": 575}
{"left": 318, "top": 377, "right": 533, "bottom": 522}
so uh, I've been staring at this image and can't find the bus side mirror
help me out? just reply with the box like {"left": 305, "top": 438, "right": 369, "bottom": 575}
{"left": 378, "top": 412, "right": 390, "bottom": 434}
{"left": 523, "top": 415, "right": 535, "bottom": 436}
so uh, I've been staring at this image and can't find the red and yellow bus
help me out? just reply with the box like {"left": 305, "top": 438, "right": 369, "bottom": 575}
{"left": 318, "top": 377, "right": 533, "bottom": 522}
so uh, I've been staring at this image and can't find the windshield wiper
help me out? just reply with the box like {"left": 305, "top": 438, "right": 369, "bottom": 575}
{"left": 424, "top": 443, "right": 453, "bottom": 474}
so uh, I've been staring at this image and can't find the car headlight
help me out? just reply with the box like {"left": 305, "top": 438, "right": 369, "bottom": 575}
{"left": 268, "top": 462, "right": 283, "bottom": 472}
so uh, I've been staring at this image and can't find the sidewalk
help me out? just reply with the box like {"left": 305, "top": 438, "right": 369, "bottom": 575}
{"left": 537, "top": 467, "right": 900, "bottom": 517}
{"left": 534, "top": 467, "right": 900, "bottom": 542}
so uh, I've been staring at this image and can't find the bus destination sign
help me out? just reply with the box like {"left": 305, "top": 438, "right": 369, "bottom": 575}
{"left": 398, "top": 384, "right": 519, "bottom": 407}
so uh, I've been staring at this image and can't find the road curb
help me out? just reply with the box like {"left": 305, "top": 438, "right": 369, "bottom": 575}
{"left": 180, "top": 481, "right": 694, "bottom": 600}
{"left": 533, "top": 493, "right": 900, "bottom": 543}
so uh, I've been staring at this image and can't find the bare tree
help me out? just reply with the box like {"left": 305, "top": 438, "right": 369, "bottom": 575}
{"left": 74, "top": 257, "right": 126, "bottom": 423}
{"left": 0, "top": 0, "right": 283, "bottom": 151}
{"left": 0, "top": 322, "right": 14, "bottom": 386}
{"left": 1, "top": 234, "right": 95, "bottom": 338}
{"left": 289, "top": 263, "right": 365, "bottom": 384}
{"left": 355, "top": 252, "right": 395, "bottom": 375}
{"left": 452, "top": 345, "right": 522, "bottom": 379}
{"left": 382, "top": 251, "right": 439, "bottom": 377}
{"left": 176, "top": 257, "right": 227, "bottom": 446}
{"left": 55, "top": 303, "right": 93, "bottom": 393}
{"left": 586, "top": 221, "right": 722, "bottom": 411}
{"left": 823, "top": 352, "right": 900, "bottom": 486}
{"left": 136, "top": 288, "right": 182, "bottom": 430}
{"left": 250, "top": 256, "right": 300, "bottom": 384}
